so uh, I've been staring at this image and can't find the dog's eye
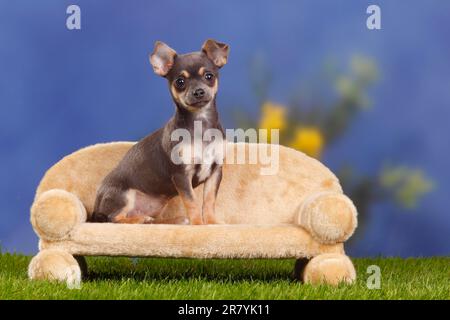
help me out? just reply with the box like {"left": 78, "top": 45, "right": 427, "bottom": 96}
{"left": 204, "top": 72, "right": 214, "bottom": 81}
{"left": 175, "top": 77, "right": 185, "bottom": 89}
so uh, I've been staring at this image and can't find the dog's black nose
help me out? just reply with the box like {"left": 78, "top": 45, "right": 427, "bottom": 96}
{"left": 193, "top": 88, "right": 205, "bottom": 99}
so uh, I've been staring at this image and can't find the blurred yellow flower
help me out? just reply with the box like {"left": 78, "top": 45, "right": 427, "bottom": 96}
{"left": 259, "top": 102, "right": 287, "bottom": 142}
{"left": 289, "top": 127, "right": 324, "bottom": 159}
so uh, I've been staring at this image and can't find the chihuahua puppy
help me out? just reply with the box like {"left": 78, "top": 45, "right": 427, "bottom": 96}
{"left": 91, "top": 39, "right": 229, "bottom": 225}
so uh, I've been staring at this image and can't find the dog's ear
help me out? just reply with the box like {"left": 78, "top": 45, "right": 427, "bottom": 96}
{"left": 150, "top": 41, "right": 177, "bottom": 76}
{"left": 201, "top": 39, "right": 230, "bottom": 68}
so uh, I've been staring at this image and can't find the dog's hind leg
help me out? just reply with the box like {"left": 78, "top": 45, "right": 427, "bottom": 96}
{"left": 91, "top": 187, "right": 127, "bottom": 222}
{"left": 111, "top": 189, "right": 168, "bottom": 224}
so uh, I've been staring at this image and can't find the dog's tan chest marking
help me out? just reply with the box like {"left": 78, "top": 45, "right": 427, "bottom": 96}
{"left": 196, "top": 164, "right": 212, "bottom": 182}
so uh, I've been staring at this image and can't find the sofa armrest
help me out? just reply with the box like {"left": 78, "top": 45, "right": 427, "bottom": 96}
{"left": 297, "top": 191, "right": 358, "bottom": 244}
{"left": 31, "top": 189, "right": 87, "bottom": 241}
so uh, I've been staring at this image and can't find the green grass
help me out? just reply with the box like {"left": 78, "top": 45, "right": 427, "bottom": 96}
{"left": 0, "top": 253, "right": 448, "bottom": 299}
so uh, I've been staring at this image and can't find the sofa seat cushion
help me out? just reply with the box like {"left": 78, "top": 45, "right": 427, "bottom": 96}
{"left": 40, "top": 223, "right": 343, "bottom": 259}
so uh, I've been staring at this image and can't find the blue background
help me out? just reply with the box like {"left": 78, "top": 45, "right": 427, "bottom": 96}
{"left": 0, "top": 0, "right": 449, "bottom": 256}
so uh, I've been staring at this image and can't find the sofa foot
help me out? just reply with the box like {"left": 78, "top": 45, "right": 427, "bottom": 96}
{"left": 300, "top": 253, "right": 356, "bottom": 286}
{"left": 28, "top": 249, "right": 82, "bottom": 288}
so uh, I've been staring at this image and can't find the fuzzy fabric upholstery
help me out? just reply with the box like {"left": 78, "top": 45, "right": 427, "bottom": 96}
{"left": 29, "top": 142, "right": 358, "bottom": 286}
{"left": 31, "top": 189, "right": 87, "bottom": 241}
{"left": 297, "top": 191, "right": 358, "bottom": 244}
{"left": 302, "top": 253, "right": 357, "bottom": 285}
{"left": 28, "top": 249, "right": 81, "bottom": 289}
{"left": 38, "top": 224, "right": 344, "bottom": 258}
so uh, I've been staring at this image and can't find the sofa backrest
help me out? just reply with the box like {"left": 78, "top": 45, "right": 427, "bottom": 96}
{"left": 35, "top": 142, "right": 342, "bottom": 224}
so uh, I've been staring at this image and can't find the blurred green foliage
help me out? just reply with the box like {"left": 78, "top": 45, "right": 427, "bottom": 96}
{"left": 380, "top": 165, "right": 434, "bottom": 209}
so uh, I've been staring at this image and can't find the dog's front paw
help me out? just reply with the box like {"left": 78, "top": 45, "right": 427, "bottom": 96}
{"left": 204, "top": 215, "right": 220, "bottom": 224}
{"left": 143, "top": 216, "right": 155, "bottom": 224}
{"left": 190, "top": 216, "right": 204, "bottom": 225}
{"left": 203, "top": 209, "right": 222, "bottom": 224}
{"left": 178, "top": 217, "right": 190, "bottom": 225}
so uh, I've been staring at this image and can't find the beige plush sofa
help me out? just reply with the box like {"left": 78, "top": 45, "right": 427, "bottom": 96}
{"left": 28, "top": 142, "right": 357, "bottom": 287}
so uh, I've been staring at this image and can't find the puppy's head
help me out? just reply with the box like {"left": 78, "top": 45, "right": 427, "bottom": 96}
{"left": 150, "top": 39, "right": 229, "bottom": 111}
